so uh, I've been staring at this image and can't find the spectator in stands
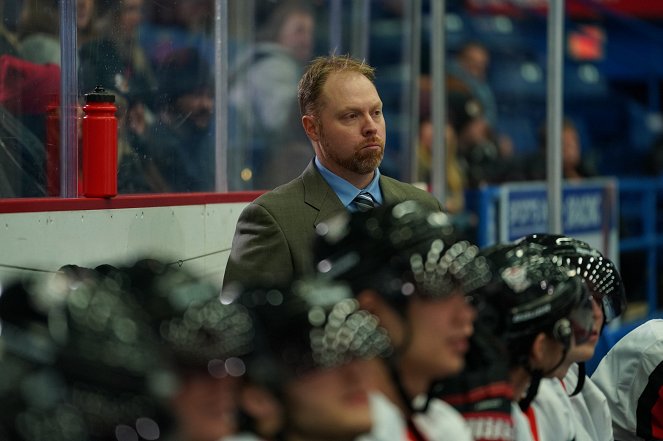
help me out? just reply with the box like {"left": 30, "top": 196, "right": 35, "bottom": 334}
{"left": 448, "top": 41, "right": 498, "bottom": 130}
{"left": 417, "top": 118, "right": 466, "bottom": 214}
{"left": 79, "top": 0, "right": 157, "bottom": 107}
{"left": 76, "top": 0, "right": 100, "bottom": 47}
{"left": 0, "top": 54, "right": 61, "bottom": 197}
{"left": 113, "top": 90, "right": 167, "bottom": 193}
{"left": 16, "top": 0, "right": 60, "bottom": 66}
{"left": 0, "top": 1, "right": 19, "bottom": 57}
{"left": 228, "top": 0, "right": 316, "bottom": 189}
{"left": 138, "top": 47, "right": 215, "bottom": 192}
{"left": 417, "top": 75, "right": 467, "bottom": 207}
{"left": 223, "top": 54, "right": 443, "bottom": 289}
{"left": 526, "top": 117, "right": 597, "bottom": 181}
{"left": 139, "top": 0, "right": 215, "bottom": 69}
{"left": 448, "top": 89, "right": 522, "bottom": 187}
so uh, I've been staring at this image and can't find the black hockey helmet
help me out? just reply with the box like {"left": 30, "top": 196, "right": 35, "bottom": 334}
{"left": 0, "top": 267, "right": 173, "bottom": 441}
{"left": 0, "top": 278, "right": 88, "bottom": 441}
{"left": 236, "top": 278, "right": 391, "bottom": 389}
{"left": 118, "top": 258, "right": 255, "bottom": 377}
{"left": 469, "top": 242, "right": 595, "bottom": 369}
{"left": 313, "top": 200, "right": 490, "bottom": 305}
{"left": 53, "top": 266, "right": 175, "bottom": 441}
{"left": 516, "top": 234, "right": 626, "bottom": 323}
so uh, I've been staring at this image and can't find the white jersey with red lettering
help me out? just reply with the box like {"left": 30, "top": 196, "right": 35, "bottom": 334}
{"left": 362, "top": 393, "right": 473, "bottom": 441}
{"left": 411, "top": 397, "right": 473, "bottom": 441}
{"left": 592, "top": 319, "right": 663, "bottom": 441}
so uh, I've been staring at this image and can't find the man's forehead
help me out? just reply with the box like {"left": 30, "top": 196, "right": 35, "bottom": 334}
{"left": 320, "top": 71, "right": 380, "bottom": 105}
{"left": 322, "top": 71, "right": 371, "bottom": 91}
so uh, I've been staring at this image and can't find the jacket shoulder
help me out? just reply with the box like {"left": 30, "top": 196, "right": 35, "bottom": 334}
{"left": 380, "top": 175, "right": 443, "bottom": 210}
{"left": 251, "top": 176, "right": 305, "bottom": 210}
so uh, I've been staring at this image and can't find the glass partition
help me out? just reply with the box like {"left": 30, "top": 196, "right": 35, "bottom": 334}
{"left": 0, "top": 0, "right": 662, "bottom": 198}
{"left": 0, "top": 0, "right": 57, "bottom": 197}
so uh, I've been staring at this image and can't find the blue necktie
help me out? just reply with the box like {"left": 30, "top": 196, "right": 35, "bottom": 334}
{"left": 352, "top": 192, "right": 376, "bottom": 212}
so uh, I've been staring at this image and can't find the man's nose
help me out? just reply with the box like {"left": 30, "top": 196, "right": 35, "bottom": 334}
{"left": 362, "top": 114, "right": 378, "bottom": 137}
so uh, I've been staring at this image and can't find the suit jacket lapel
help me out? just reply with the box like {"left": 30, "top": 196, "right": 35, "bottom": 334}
{"left": 302, "top": 161, "right": 345, "bottom": 226}
{"left": 380, "top": 175, "right": 405, "bottom": 204}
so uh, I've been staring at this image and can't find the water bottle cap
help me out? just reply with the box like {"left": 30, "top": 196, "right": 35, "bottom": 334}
{"left": 85, "top": 85, "right": 116, "bottom": 104}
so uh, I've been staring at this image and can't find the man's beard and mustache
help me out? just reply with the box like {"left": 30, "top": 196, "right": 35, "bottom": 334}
{"left": 319, "top": 126, "right": 385, "bottom": 175}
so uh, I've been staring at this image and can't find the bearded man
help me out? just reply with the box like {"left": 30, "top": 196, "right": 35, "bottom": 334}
{"left": 223, "top": 55, "right": 443, "bottom": 288}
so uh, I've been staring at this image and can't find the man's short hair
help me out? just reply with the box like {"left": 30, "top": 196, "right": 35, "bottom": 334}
{"left": 297, "top": 54, "right": 375, "bottom": 117}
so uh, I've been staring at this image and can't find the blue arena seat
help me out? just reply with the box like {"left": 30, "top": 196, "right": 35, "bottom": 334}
{"left": 489, "top": 58, "right": 546, "bottom": 104}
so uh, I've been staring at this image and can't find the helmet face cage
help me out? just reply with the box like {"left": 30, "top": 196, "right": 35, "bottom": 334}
{"left": 239, "top": 279, "right": 392, "bottom": 383}
{"left": 314, "top": 201, "right": 489, "bottom": 303}
{"left": 517, "top": 234, "right": 626, "bottom": 322}
{"left": 117, "top": 260, "right": 256, "bottom": 375}
{"left": 0, "top": 269, "right": 175, "bottom": 441}
{"left": 471, "top": 243, "right": 594, "bottom": 367}
{"left": 0, "top": 280, "right": 89, "bottom": 441}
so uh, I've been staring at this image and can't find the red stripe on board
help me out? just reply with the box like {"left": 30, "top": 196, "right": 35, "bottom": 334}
{"left": 0, "top": 192, "right": 264, "bottom": 214}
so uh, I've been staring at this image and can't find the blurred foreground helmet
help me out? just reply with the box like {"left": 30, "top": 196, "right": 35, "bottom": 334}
{"left": 55, "top": 267, "right": 174, "bottom": 441}
{"left": 120, "top": 259, "right": 255, "bottom": 377}
{"left": 313, "top": 200, "right": 490, "bottom": 304}
{"left": 470, "top": 243, "right": 595, "bottom": 369}
{"left": 516, "top": 234, "right": 626, "bottom": 322}
{"left": 0, "top": 278, "right": 87, "bottom": 441}
{"left": 238, "top": 278, "right": 391, "bottom": 389}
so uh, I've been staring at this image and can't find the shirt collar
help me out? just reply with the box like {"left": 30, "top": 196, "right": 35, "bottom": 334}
{"left": 314, "top": 156, "right": 383, "bottom": 209}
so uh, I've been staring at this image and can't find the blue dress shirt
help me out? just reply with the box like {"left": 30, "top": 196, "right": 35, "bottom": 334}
{"left": 314, "top": 157, "right": 384, "bottom": 212}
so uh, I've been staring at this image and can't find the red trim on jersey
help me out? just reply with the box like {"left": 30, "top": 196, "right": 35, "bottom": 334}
{"left": 524, "top": 406, "right": 541, "bottom": 441}
{"left": 652, "top": 384, "right": 663, "bottom": 438}
{"left": 559, "top": 378, "right": 567, "bottom": 392}
{"left": 442, "top": 382, "right": 514, "bottom": 406}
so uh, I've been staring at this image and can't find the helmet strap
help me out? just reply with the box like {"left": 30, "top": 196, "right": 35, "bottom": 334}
{"left": 569, "top": 362, "right": 586, "bottom": 397}
{"left": 386, "top": 355, "right": 416, "bottom": 416}
{"left": 519, "top": 369, "right": 542, "bottom": 411}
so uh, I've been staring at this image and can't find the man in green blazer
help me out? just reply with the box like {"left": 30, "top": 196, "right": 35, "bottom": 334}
{"left": 223, "top": 55, "right": 443, "bottom": 288}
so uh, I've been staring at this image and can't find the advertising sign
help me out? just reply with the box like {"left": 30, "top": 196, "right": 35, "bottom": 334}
{"left": 478, "top": 178, "right": 618, "bottom": 262}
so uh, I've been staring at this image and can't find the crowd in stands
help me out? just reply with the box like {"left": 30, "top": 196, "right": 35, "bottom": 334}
{"left": 0, "top": 0, "right": 662, "bottom": 198}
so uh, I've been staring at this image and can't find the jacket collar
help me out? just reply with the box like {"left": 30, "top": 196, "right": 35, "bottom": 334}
{"left": 302, "top": 161, "right": 345, "bottom": 227}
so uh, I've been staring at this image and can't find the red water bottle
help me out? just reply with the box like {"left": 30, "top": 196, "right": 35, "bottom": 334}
{"left": 82, "top": 86, "right": 117, "bottom": 198}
